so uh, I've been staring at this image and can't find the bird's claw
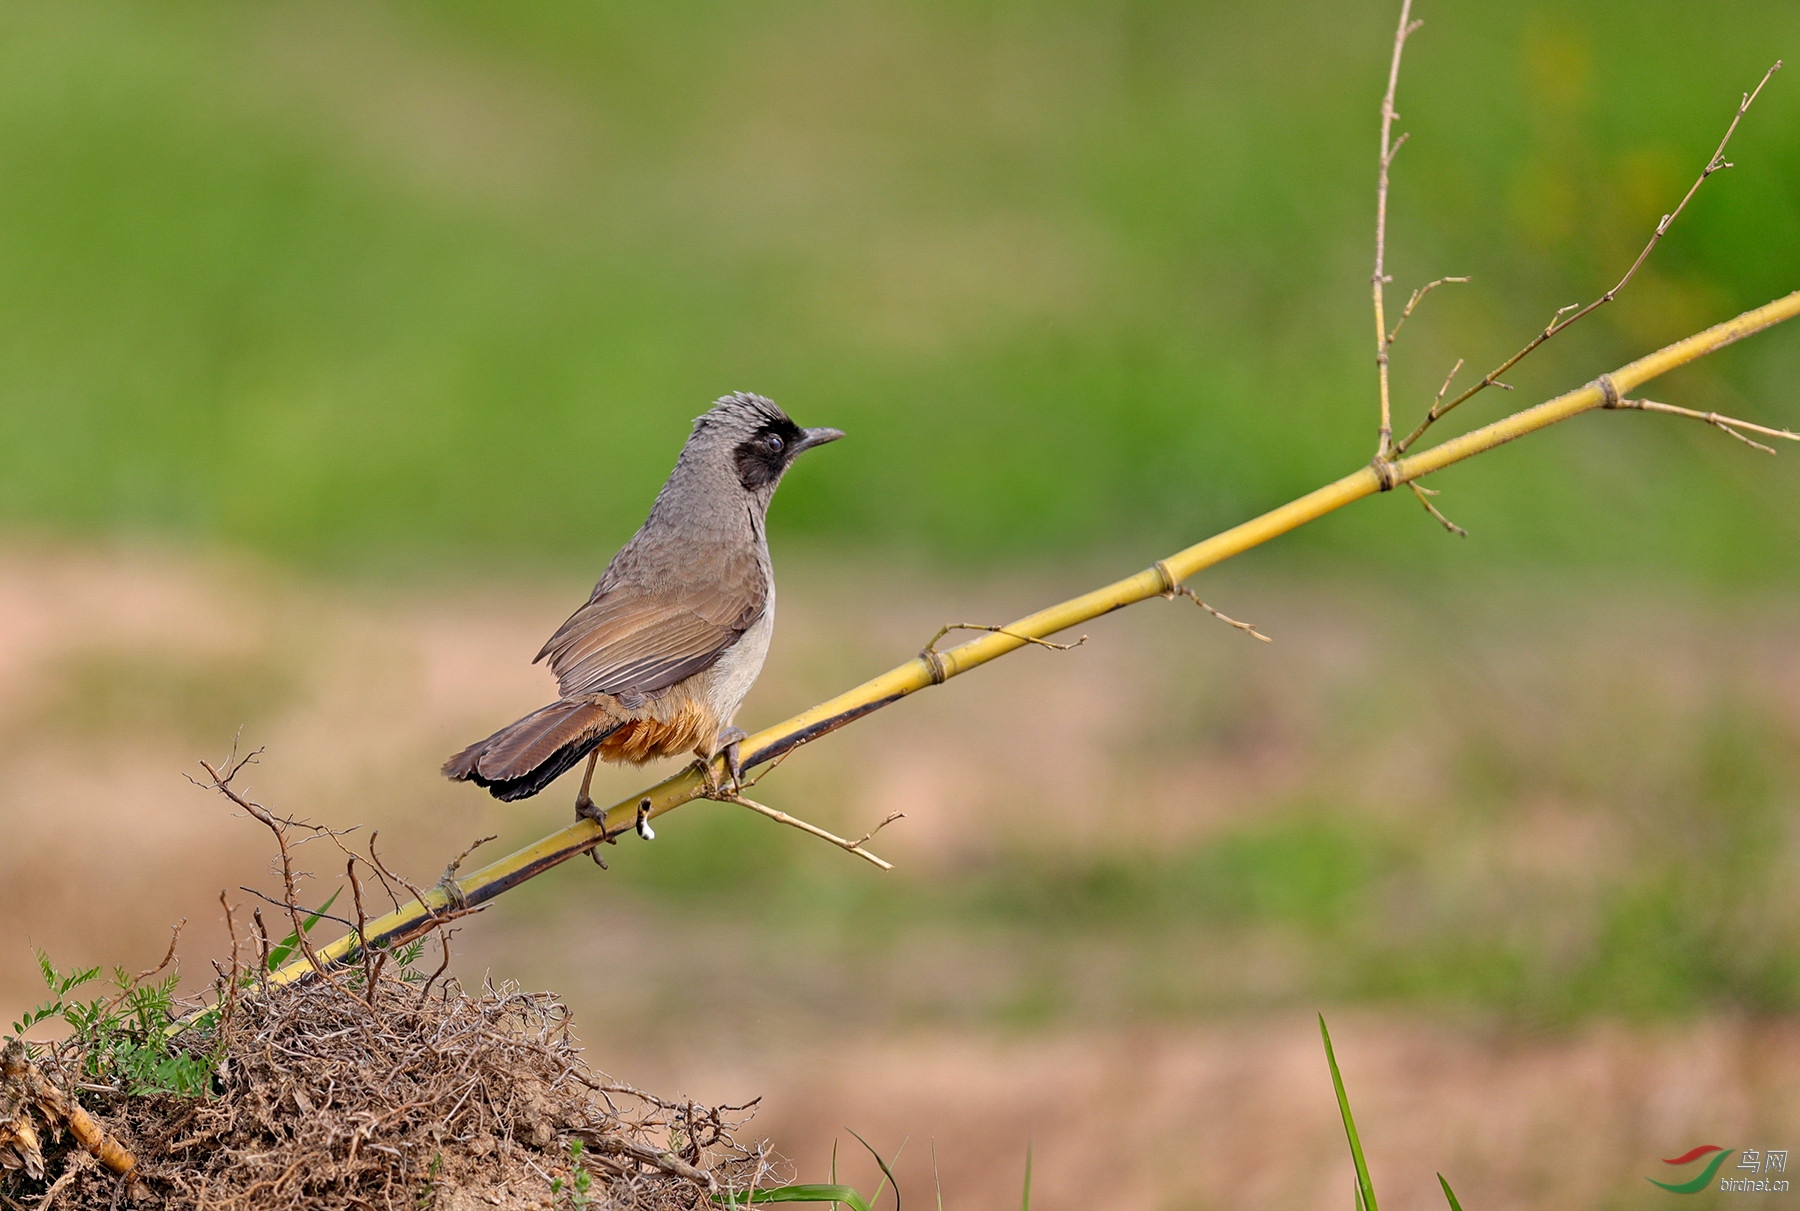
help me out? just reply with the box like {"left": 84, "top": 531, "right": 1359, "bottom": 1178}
{"left": 575, "top": 795, "right": 613, "bottom": 866}
{"left": 696, "top": 728, "right": 748, "bottom": 799}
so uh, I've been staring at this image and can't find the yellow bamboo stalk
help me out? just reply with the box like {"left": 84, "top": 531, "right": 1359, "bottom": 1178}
{"left": 259, "top": 287, "right": 1800, "bottom": 994}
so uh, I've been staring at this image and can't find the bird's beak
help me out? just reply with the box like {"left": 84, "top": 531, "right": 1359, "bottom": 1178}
{"left": 798, "top": 426, "right": 845, "bottom": 452}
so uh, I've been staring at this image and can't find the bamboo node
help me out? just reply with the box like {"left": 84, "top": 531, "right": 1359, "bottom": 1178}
{"left": 1596, "top": 373, "right": 1621, "bottom": 409}
{"left": 1152, "top": 559, "right": 1179, "bottom": 598}
{"left": 1370, "top": 456, "right": 1401, "bottom": 491}
{"left": 919, "top": 647, "right": 949, "bottom": 685}
{"left": 433, "top": 874, "right": 468, "bottom": 913}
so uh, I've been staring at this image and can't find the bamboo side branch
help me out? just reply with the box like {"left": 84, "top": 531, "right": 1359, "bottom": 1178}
{"left": 245, "top": 286, "right": 1800, "bottom": 997}
{"left": 1393, "top": 59, "right": 1782, "bottom": 455}
{"left": 1371, "top": 0, "right": 1420, "bottom": 459}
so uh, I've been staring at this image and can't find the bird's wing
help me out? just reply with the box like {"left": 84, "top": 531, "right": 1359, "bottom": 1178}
{"left": 535, "top": 549, "right": 767, "bottom": 703}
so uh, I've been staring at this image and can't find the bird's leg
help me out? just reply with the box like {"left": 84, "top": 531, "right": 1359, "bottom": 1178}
{"left": 695, "top": 727, "right": 748, "bottom": 798}
{"left": 571, "top": 750, "right": 615, "bottom": 867}
{"left": 573, "top": 749, "right": 602, "bottom": 823}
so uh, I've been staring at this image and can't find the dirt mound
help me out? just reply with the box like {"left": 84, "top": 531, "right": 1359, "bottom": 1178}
{"left": 2, "top": 970, "right": 772, "bottom": 1210}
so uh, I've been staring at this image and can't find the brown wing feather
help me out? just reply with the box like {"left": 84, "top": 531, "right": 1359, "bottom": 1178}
{"left": 535, "top": 545, "right": 767, "bottom": 703}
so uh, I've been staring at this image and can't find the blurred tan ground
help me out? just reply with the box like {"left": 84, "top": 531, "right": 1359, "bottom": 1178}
{"left": 1, "top": 542, "right": 1797, "bottom": 1210}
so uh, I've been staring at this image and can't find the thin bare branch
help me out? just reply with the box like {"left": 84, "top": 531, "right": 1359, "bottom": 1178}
{"left": 1395, "top": 59, "right": 1783, "bottom": 455}
{"left": 1387, "top": 275, "right": 1470, "bottom": 345}
{"left": 346, "top": 859, "right": 379, "bottom": 1006}
{"left": 1408, "top": 481, "right": 1467, "bottom": 536}
{"left": 1431, "top": 357, "right": 1465, "bottom": 408}
{"left": 201, "top": 755, "right": 346, "bottom": 990}
{"left": 439, "top": 836, "right": 497, "bottom": 885}
{"left": 217, "top": 892, "right": 242, "bottom": 1037}
{"left": 1608, "top": 395, "right": 1800, "bottom": 454}
{"left": 923, "top": 622, "right": 1086, "bottom": 655}
{"left": 1166, "top": 583, "right": 1273, "bottom": 643}
{"left": 250, "top": 909, "right": 272, "bottom": 985}
{"left": 418, "top": 929, "right": 456, "bottom": 1008}
{"left": 1371, "top": 0, "right": 1419, "bottom": 459}
{"left": 130, "top": 920, "right": 184, "bottom": 989}
{"left": 717, "top": 794, "right": 894, "bottom": 871}
{"left": 850, "top": 812, "right": 906, "bottom": 849}
{"left": 235, "top": 887, "right": 354, "bottom": 931}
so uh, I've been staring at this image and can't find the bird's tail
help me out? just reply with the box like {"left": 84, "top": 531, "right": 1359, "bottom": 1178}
{"left": 442, "top": 700, "right": 621, "bottom": 802}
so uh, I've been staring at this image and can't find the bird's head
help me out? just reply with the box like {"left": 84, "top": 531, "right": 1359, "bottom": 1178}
{"left": 687, "top": 392, "right": 843, "bottom": 500}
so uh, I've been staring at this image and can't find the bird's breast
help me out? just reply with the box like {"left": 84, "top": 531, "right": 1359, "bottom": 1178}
{"left": 702, "top": 590, "right": 774, "bottom": 731}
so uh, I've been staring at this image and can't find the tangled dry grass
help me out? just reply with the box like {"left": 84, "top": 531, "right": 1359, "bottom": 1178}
{"left": 2, "top": 965, "right": 774, "bottom": 1210}
{"left": 1, "top": 746, "right": 780, "bottom": 1210}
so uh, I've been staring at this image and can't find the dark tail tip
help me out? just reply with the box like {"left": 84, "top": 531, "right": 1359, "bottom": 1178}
{"left": 443, "top": 702, "right": 615, "bottom": 802}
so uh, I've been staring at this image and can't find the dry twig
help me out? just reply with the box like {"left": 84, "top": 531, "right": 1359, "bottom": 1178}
{"left": 1154, "top": 562, "right": 1272, "bottom": 642}
{"left": 714, "top": 794, "right": 897, "bottom": 871}
{"left": 1606, "top": 395, "right": 1800, "bottom": 455}
{"left": 196, "top": 746, "right": 347, "bottom": 991}
{"left": 923, "top": 622, "right": 1087, "bottom": 656}
{"left": 1407, "top": 481, "right": 1466, "bottom": 537}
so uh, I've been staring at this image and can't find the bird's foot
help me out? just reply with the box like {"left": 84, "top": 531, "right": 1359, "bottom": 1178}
{"left": 696, "top": 728, "right": 748, "bottom": 798}
{"left": 575, "top": 754, "right": 618, "bottom": 866}
{"left": 573, "top": 750, "right": 610, "bottom": 867}
{"left": 574, "top": 792, "right": 602, "bottom": 824}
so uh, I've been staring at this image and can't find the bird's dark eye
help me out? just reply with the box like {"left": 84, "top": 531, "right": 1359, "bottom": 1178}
{"left": 763, "top": 433, "right": 785, "bottom": 454}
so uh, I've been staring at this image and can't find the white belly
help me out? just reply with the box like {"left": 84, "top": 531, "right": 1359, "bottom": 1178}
{"left": 704, "top": 589, "right": 774, "bottom": 730}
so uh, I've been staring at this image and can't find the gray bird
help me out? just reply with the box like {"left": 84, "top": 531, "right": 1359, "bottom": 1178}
{"left": 443, "top": 392, "right": 842, "bottom": 818}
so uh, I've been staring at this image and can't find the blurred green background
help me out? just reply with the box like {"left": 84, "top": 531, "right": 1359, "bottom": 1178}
{"left": 1, "top": 0, "right": 1797, "bottom": 575}
{"left": 1, "top": 3, "right": 1798, "bottom": 1204}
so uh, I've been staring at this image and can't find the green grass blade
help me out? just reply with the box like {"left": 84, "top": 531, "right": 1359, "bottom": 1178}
{"left": 931, "top": 1142, "right": 943, "bottom": 1211}
{"left": 846, "top": 1129, "right": 901, "bottom": 1211}
{"left": 1320, "top": 1015, "right": 1379, "bottom": 1211}
{"left": 1021, "top": 1138, "right": 1033, "bottom": 1211}
{"left": 265, "top": 888, "right": 341, "bottom": 971}
{"left": 1437, "top": 1173, "right": 1463, "bottom": 1211}
{"left": 713, "top": 1185, "right": 873, "bottom": 1210}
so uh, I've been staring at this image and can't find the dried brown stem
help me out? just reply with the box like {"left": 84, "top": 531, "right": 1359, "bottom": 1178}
{"left": 716, "top": 794, "right": 895, "bottom": 871}
{"left": 1607, "top": 396, "right": 1800, "bottom": 454}
{"left": 1166, "top": 584, "right": 1273, "bottom": 643}
{"left": 249, "top": 910, "right": 272, "bottom": 987}
{"left": 850, "top": 812, "right": 906, "bottom": 849}
{"left": 217, "top": 892, "right": 242, "bottom": 1040}
{"left": 87, "top": 919, "right": 186, "bottom": 1028}
{"left": 923, "top": 622, "right": 1087, "bottom": 656}
{"left": 346, "top": 860, "right": 379, "bottom": 1006}
{"left": 434, "top": 834, "right": 497, "bottom": 908}
{"left": 234, "top": 887, "right": 353, "bottom": 932}
{"left": 1387, "top": 275, "right": 1470, "bottom": 346}
{"left": 365, "top": 834, "right": 431, "bottom": 915}
{"left": 1394, "top": 59, "right": 1782, "bottom": 455}
{"left": 418, "top": 930, "right": 455, "bottom": 1009}
{"left": 198, "top": 752, "right": 346, "bottom": 993}
{"left": 1408, "top": 481, "right": 1467, "bottom": 536}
